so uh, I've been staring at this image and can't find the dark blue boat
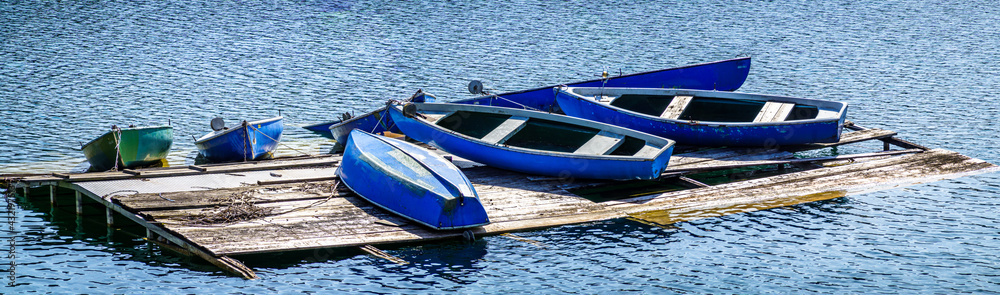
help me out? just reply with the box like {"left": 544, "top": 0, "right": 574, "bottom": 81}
{"left": 303, "top": 57, "right": 751, "bottom": 143}
{"left": 337, "top": 129, "right": 489, "bottom": 230}
{"left": 194, "top": 116, "right": 284, "bottom": 162}
{"left": 555, "top": 87, "right": 848, "bottom": 147}
{"left": 388, "top": 103, "right": 676, "bottom": 180}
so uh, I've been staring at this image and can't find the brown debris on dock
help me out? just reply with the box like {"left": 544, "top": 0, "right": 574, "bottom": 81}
{"left": 179, "top": 190, "right": 274, "bottom": 225}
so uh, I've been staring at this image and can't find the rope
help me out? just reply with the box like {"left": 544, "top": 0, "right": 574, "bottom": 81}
{"left": 247, "top": 121, "right": 311, "bottom": 157}
{"left": 269, "top": 181, "right": 341, "bottom": 216}
{"left": 489, "top": 94, "right": 540, "bottom": 111}
{"left": 370, "top": 106, "right": 392, "bottom": 134}
{"left": 242, "top": 121, "right": 249, "bottom": 162}
{"left": 109, "top": 126, "right": 122, "bottom": 172}
{"left": 371, "top": 99, "right": 406, "bottom": 135}
{"left": 102, "top": 189, "right": 138, "bottom": 200}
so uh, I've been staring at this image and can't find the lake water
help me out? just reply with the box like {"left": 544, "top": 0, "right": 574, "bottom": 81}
{"left": 3, "top": 0, "right": 999, "bottom": 293}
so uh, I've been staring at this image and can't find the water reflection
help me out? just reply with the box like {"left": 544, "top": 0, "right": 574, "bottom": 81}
{"left": 391, "top": 240, "right": 489, "bottom": 285}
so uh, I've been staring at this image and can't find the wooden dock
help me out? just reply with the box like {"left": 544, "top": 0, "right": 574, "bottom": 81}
{"left": 3, "top": 122, "right": 996, "bottom": 279}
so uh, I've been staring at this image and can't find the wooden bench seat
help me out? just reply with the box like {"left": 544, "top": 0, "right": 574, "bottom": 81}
{"left": 480, "top": 116, "right": 529, "bottom": 144}
{"left": 632, "top": 143, "right": 664, "bottom": 158}
{"left": 660, "top": 95, "right": 693, "bottom": 119}
{"left": 753, "top": 101, "right": 796, "bottom": 122}
{"left": 573, "top": 131, "right": 626, "bottom": 155}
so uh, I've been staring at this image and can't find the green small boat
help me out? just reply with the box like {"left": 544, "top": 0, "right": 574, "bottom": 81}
{"left": 82, "top": 125, "right": 174, "bottom": 171}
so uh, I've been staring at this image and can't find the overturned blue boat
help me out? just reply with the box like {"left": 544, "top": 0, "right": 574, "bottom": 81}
{"left": 194, "top": 116, "right": 284, "bottom": 162}
{"left": 337, "top": 129, "right": 489, "bottom": 230}
{"left": 388, "top": 103, "right": 676, "bottom": 180}
{"left": 303, "top": 57, "right": 751, "bottom": 142}
{"left": 555, "top": 87, "right": 848, "bottom": 147}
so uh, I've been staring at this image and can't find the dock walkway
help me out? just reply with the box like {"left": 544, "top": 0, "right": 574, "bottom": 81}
{"left": 3, "top": 123, "right": 996, "bottom": 279}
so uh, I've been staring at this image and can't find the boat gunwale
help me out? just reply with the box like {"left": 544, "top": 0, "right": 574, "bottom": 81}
{"left": 302, "top": 57, "right": 752, "bottom": 130}
{"left": 455, "top": 56, "right": 751, "bottom": 101}
{"left": 336, "top": 172, "right": 489, "bottom": 230}
{"left": 391, "top": 103, "right": 675, "bottom": 162}
{"left": 312, "top": 105, "right": 390, "bottom": 132}
{"left": 559, "top": 87, "right": 848, "bottom": 127}
{"left": 82, "top": 125, "right": 173, "bottom": 150}
{"left": 194, "top": 116, "right": 284, "bottom": 144}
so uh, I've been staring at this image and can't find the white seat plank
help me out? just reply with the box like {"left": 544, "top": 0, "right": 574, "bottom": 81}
{"left": 574, "top": 131, "right": 626, "bottom": 155}
{"left": 660, "top": 96, "right": 693, "bottom": 119}
{"left": 632, "top": 143, "right": 664, "bottom": 158}
{"left": 753, "top": 102, "right": 796, "bottom": 122}
{"left": 480, "top": 116, "right": 529, "bottom": 144}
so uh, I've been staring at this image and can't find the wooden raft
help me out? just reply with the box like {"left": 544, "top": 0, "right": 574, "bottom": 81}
{"left": 106, "top": 127, "right": 994, "bottom": 257}
{"left": 5, "top": 124, "right": 997, "bottom": 280}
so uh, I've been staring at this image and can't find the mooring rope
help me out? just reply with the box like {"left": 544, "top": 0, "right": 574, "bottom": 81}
{"left": 370, "top": 106, "right": 393, "bottom": 134}
{"left": 102, "top": 189, "right": 138, "bottom": 200}
{"left": 270, "top": 180, "right": 341, "bottom": 216}
{"left": 489, "top": 94, "right": 540, "bottom": 111}
{"left": 109, "top": 126, "right": 122, "bottom": 172}
{"left": 247, "top": 122, "right": 310, "bottom": 157}
{"left": 372, "top": 99, "right": 407, "bottom": 135}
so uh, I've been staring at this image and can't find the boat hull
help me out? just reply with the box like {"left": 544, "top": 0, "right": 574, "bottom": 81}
{"left": 388, "top": 103, "right": 675, "bottom": 180}
{"left": 195, "top": 117, "right": 284, "bottom": 162}
{"left": 556, "top": 88, "right": 848, "bottom": 147}
{"left": 458, "top": 56, "right": 751, "bottom": 111}
{"left": 82, "top": 126, "right": 174, "bottom": 171}
{"left": 304, "top": 57, "right": 751, "bottom": 142}
{"left": 337, "top": 130, "right": 489, "bottom": 230}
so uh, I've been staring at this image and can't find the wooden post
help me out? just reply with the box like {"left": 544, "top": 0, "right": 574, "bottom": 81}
{"left": 75, "top": 191, "right": 83, "bottom": 215}
{"left": 106, "top": 207, "right": 114, "bottom": 226}
{"left": 884, "top": 141, "right": 891, "bottom": 151}
{"left": 49, "top": 185, "right": 56, "bottom": 206}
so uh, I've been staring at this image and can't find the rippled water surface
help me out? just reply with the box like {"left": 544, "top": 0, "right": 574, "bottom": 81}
{"left": 3, "top": 0, "right": 999, "bottom": 293}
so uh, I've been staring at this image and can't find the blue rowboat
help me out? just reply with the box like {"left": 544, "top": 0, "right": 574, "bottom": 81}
{"left": 82, "top": 125, "right": 173, "bottom": 171}
{"left": 337, "top": 129, "right": 489, "bottom": 230}
{"left": 303, "top": 57, "right": 751, "bottom": 142}
{"left": 457, "top": 56, "right": 751, "bottom": 111}
{"left": 388, "top": 103, "right": 676, "bottom": 180}
{"left": 555, "top": 87, "right": 848, "bottom": 147}
{"left": 194, "top": 116, "right": 284, "bottom": 162}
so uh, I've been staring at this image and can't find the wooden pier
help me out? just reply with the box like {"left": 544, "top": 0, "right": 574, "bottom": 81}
{"left": 2, "top": 122, "right": 996, "bottom": 279}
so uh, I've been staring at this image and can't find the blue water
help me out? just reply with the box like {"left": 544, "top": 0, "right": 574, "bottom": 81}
{"left": 3, "top": 0, "right": 999, "bottom": 293}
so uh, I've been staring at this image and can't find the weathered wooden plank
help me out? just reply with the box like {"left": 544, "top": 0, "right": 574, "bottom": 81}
{"left": 611, "top": 149, "right": 994, "bottom": 212}
{"left": 14, "top": 155, "right": 340, "bottom": 183}
{"left": 660, "top": 95, "right": 692, "bottom": 119}
{"left": 800, "top": 128, "right": 897, "bottom": 149}
{"left": 669, "top": 148, "right": 786, "bottom": 167}
{"left": 661, "top": 149, "right": 924, "bottom": 177}
{"left": 256, "top": 176, "right": 339, "bottom": 186}
{"left": 114, "top": 181, "right": 345, "bottom": 211}
{"left": 670, "top": 149, "right": 794, "bottom": 169}
{"left": 753, "top": 101, "right": 795, "bottom": 122}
